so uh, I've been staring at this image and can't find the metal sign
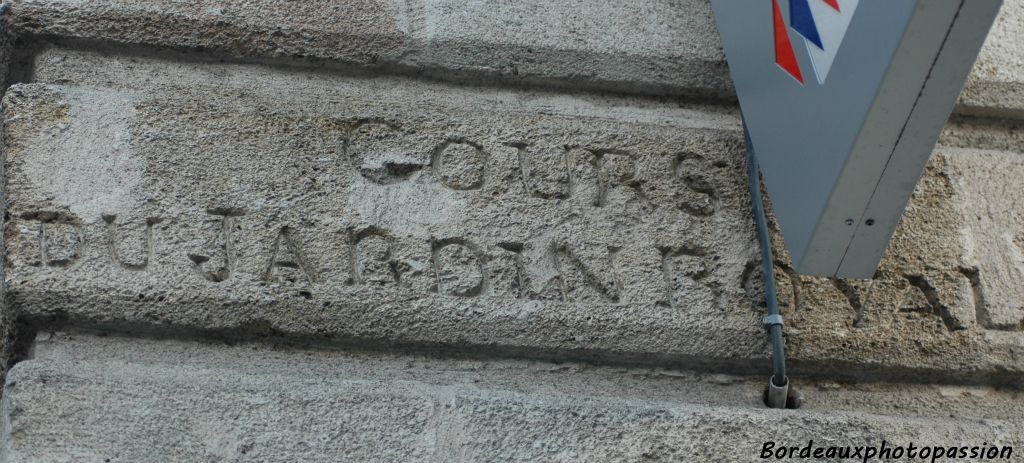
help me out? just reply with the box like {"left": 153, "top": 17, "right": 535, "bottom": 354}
{"left": 711, "top": 0, "right": 1001, "bottom": 278}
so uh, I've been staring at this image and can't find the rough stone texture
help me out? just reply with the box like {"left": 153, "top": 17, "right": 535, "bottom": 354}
{"left": 2, "top": 47, "right": 1023, "bottom": 386}
{"left": 4, "top": 333, "right": 1023, "bottom": 462}
{"left": 947, "top": 149, "right": 1024, "bottom": 330}
{"left": 961, "top": 0, "right": 1024, "bottom": 118}
{"left": 4, "top": 47, "right": 764, "bottom": 369}
{"left": 6, "top": 0, "right": 729, "bottom": 100}
{"left": 774, "top": 148, "right": 1024, "bottom": 383}
{"left": 0, "top": 12, "right": 14, "bottom": 380}
{"left": 6, "top": 0, "right": 1024, "bottom": 116}
{"left": 0, "top": 2, "right": 1023, "bottom": 460}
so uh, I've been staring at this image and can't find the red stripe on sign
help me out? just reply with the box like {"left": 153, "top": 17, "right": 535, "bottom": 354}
{"left": 823, "top": 0, "right": 840, "bottom": 11}
{"left": 773, "top": 0, "right": 803, "bottom": 83}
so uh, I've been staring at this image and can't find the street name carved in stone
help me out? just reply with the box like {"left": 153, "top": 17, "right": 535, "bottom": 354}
{"left": 3, "top": 64, "right": 1022, "bottom": 381}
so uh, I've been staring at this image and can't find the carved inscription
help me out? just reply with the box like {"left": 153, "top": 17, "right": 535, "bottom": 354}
{"left": 11, "top": 209, "right": 741, "bottom": 308}
{"left": 595, "top": 150, "right": 645, "bottom": 208}
{"left": 568, "top": 149, "right": 647, "bottom": 208}
{"left": 336, "top": 122, "right": 727, "bottom": 217}
{"left": 265, "top": 226, "right": 317, "bottom": 284}
{"left": 350, "top": 228, "right": 397, "bottom": 286}
{"left": 489, "top": 243, "right": 526, "bottom": 299}
{"left": 901, "top": 272, "right": 970, "bottom": 331}
{"left": 6, "top": 112, "right": 1019, "bottom": 333}
{"left": 660, "top": 246, "right": 716, "bottom": 309}
{"left": 187, "top": 208, "right": 245, "bottom": 283}
{"left": 511, "top": 142, "right": 571, "bottom": 199}
{"left": 18, "top": 212, "right": 82, "bottom": 267}
{"left": 673, "top": 152, "right": 718, "bottom": 216}
{"left": 554, "top": 244, "right": 621, "bottom": 303}
{"left": 433, "top": 238, "right": 486, "bottom": 297}
{"left": 755, "top": 264, "right": 1012, "bottom": 332}
{"left": 346, "top": 122, "right": 431, "bottom": 184}
{"left": 103, "top": 215, "right": 159, "bottom": 271}
{"left": 433, "top": 141, "right": 486, "bottom": 190}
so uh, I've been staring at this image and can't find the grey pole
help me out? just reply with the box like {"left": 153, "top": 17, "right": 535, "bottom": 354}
{"left": 745, "top": 122, "right": 790, "bottom": 409}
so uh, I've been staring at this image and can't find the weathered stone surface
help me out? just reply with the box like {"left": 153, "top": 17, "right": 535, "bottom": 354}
{"left": 8, "top": 0, "right": 410, "bottom": 64}
{"left": 4, "top": 47, "right": 1024, "bottom": 384}
{"left": 0, "top": 17, "right": 15, "bottom": 380}
{"left": 946, "top": 149, "right": 1024, "bottom": 330}
{"left": 961, "top": 0, "right": 1024, "bottom": 118}
{"left": 6, "top": 0, "right": 729, "bottom": 99}
{"left": 5, "top": 48, "right": 765, "bottom": 368}
{"left": 0, "top": 2, "right": 1022, "bottom": 461}
{"left": 4, "top": 333, "right": 1023, "bottom": 462}
{"left": 772, "top": 148, "right": 1024, "bottom": 383}
{"left": 6, "top": 0, "right": 1024, "bottom": 116}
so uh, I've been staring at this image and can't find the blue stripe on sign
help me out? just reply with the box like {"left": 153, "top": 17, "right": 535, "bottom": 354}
{"left": 789, "top": 0, "right": 824, "bottom": 50}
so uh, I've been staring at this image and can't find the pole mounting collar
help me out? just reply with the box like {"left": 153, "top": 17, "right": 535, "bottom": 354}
{"left": 762, "top": 314, "right": 784, "bottom": 330}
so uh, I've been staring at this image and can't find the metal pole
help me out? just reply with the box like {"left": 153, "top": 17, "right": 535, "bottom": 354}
{"left": 744, "top": 121, "right": 790, "bottom": 408}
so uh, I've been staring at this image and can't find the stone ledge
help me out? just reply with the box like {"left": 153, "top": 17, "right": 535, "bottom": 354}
{"left": 3, "top": 333, "right": 1022, "bottom": 462}
{"left": 5, "top": 0, "right": 1023, "bottom": 117}
{"left": 5, "top": 0, "right": 730, "bottom": 100}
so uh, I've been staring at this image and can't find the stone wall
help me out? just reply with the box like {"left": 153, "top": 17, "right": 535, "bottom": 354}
{"left": 0, "top": 1, "right": 1022, "bottom": 461}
